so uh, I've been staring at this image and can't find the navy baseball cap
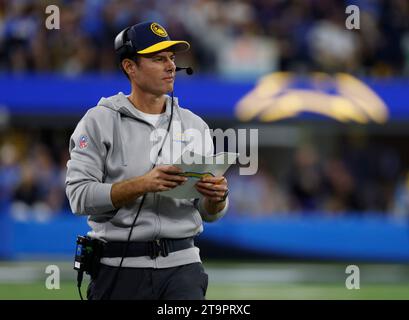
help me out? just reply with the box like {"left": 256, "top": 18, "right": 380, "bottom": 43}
{"left": 115, "top": 21, "right": 190, "bottom": 55}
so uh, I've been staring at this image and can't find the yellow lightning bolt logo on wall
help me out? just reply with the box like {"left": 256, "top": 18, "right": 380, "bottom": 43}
{"left": 235, "top": 72, "right": 388, "bottom": 124}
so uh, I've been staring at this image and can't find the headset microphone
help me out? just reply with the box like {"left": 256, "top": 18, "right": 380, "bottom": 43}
{"left": 176, "top": 66, "right": 194, "bottom": 75}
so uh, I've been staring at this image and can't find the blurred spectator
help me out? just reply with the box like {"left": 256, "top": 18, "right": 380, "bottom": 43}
{"left": 217, "top": 27, "right": 279, "bottom": 78}
{"left": 10, "top": 141, "right": 66, "bottom": 222}
{"left": 391, "top": 171, "right": 409, "bottom": 218}
{"left": 10, "top": 161, "right": 52, "bottom": 222}
{"left": 0, "top": 142, "right": 20, "bottom": 209}
{"left": 307, "top": 16, "right": 361, "bottom": 73}
{"left": 0, "top": 1, "right": 40, "bottom": 72}
{"left": 322, "top": 158, "right": 362, "bottom": 213}
{"left": 227, "top": 164, "right": 290, "bottom": 215}
{"left": 0, "top": 134, "right": 70, "bottom": 221}
{"left": 287, "top": 144, "right": 324, "bottom": 212}
{"left": 57, "top": 148, "right": 71, "bottom": 213}
{"left": 31, "top": 143, "right": 65, "bottom": 212}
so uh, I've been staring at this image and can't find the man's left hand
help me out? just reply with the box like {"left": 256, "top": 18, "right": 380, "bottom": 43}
{"left": 194, "top": 176, "right": 228, "bottom": 203}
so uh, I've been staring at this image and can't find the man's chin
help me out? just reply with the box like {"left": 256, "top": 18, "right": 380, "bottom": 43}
{"left": 152, "top": 84, "right": 174, "bottom": 96}
{"left": 165, "top": 84, "right": 174, "bottom": 93}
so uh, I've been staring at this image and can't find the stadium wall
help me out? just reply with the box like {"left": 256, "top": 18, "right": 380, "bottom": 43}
{"left": 1, "top": 212, "right": 408, "bottom": 262}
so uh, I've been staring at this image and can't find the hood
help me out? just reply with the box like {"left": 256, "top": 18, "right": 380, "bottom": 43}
{"left": 97, "top": 92, "right": 177, "bottom": 120}
{"left": 95, "top": 92, "right": 179, "bottom": 167}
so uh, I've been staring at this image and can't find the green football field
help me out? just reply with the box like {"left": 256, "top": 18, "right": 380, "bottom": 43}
{"left": 0, "top": 261, "right": 408, "bottom": 300}
{"left": 1, "top": 282, "right": 409, "bottom": 300}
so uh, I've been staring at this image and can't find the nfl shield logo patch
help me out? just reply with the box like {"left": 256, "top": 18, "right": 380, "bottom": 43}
{"left": 79, "top": 135, "right": 88, "bottom": 149}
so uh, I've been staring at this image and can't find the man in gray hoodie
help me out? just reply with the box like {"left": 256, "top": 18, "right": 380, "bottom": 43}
{"left": 65, "top": 21, "right": 229, "bottom": 300}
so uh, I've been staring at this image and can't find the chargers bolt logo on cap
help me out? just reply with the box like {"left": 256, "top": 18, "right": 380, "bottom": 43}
{"left": 150, "top": 23, "right": 168, "bottom": 37}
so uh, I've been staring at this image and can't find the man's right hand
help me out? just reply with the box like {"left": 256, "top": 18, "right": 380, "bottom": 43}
{"left": 141, "top": 165, "right": 187, "bottom": 193}
{"left": 111, "top": 165, "right": 186, "bottom": 209}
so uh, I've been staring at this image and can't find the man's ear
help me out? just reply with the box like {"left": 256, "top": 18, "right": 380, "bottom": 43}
{"left": 122, "top": 59, "right": 136, "bottom": 77}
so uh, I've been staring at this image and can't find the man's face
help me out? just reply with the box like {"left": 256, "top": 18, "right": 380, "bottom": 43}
{"left": 133, "top": 51, "right": 176, "bottom": 96}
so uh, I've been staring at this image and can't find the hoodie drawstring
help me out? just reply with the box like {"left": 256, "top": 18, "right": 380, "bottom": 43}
{"left": 116, "top": 112, "right": 127, "bottom": 166}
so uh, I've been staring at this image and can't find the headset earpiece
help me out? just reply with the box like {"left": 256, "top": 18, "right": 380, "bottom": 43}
{"left": 115, "top": 27, "right": 133, "bottom": 62}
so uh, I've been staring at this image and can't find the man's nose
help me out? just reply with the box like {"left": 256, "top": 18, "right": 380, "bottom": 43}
{"left": 166, "top": 58, "right": 176, "bottom": 72}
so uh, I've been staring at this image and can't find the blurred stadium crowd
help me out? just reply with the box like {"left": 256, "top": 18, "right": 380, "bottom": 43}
{"left": 227, "top": 141, "right": 408, "bottom": 216}
{"left": 0, "top": 130, "right": 71, "bottom": 221}
{"left": 1, "top": 127, "right": 409, "bottom": 221}
{"left": 1, "top": 0, "right": 409, "bottom": 221}
{"left": 0, "top": 0, "right": 408, "bottom": 76}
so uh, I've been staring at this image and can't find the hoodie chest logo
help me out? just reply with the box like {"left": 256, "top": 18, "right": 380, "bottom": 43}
{"left": 172, "top": 132, "right": 190, "bottom": 143}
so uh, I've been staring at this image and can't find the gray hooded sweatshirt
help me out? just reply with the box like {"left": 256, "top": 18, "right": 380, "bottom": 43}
{"left": 65, "top": 92, "right": 228, "bottom": 268}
